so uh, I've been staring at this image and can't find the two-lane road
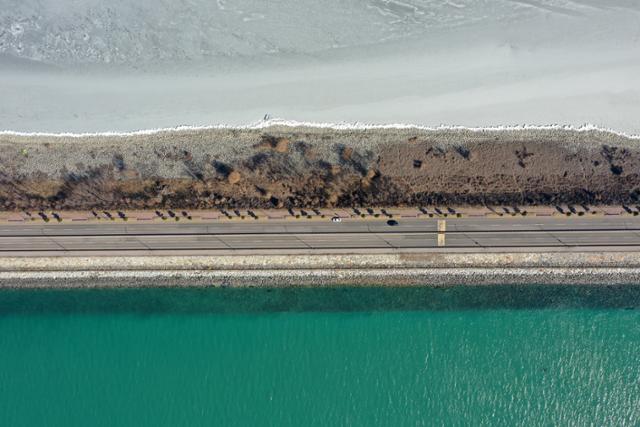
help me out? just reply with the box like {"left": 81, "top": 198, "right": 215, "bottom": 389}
{"left": 2, "top": 216, "right": 640, "bottom": 255}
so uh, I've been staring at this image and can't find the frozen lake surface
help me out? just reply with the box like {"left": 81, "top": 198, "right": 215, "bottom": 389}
{"left": 1, "top": 0, "right": 639, "bottom": 133}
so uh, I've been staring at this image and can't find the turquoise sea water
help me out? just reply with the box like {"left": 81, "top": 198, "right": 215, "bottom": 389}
{"left": 1, "top": 287, "right": 639, "bottom": 426}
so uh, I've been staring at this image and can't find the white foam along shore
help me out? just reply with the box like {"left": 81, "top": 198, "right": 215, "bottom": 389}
{"left": 1, "top": 119, "right": 639, "bottom": 140}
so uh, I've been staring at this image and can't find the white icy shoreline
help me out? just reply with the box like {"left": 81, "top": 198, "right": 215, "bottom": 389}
{"left": 1, "top": 119, "right": 639, "bottom": 140}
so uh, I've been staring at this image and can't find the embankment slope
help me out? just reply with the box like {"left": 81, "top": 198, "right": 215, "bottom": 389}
{"left": 1, "top": 126, "right": 639, "bottom": 210}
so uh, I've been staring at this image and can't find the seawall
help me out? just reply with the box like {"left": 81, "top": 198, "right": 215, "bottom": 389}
{"left": 2, "top": 252, "right": 640, "bottom": 288}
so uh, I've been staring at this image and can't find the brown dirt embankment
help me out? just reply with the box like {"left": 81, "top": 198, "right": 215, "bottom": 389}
{"left": 1, "top": 126, "right": 639, "bottom": 210}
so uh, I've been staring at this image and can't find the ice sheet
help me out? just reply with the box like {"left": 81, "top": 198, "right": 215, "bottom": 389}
{"left": 1, "top": 0, "right": 639, "bottom": 134}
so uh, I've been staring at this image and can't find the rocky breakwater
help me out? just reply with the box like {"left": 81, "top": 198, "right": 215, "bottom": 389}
{"left": 1, "top": 252, "right": 640, "bottom": 288}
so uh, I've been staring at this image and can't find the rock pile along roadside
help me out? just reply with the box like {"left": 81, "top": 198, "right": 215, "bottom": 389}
{"left": 1, "top": 126, "right": 639, "bottom": 210}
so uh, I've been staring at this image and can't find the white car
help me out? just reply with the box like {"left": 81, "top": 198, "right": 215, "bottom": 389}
{"left": 331, "top": 216, "right": 342, "bottom": 223}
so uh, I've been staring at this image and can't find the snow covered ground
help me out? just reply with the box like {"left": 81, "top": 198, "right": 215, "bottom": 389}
{"left": 1, "top": 0, "right": 639, "bottom": 134}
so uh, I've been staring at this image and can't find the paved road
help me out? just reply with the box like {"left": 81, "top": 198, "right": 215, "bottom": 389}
{"left": 2, "top": 216, "right": 640, "bottom": 255}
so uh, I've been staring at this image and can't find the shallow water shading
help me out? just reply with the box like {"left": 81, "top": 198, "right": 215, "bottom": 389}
{"left": 0, "top": 286, "right": 639, "bottom": 426}
{"left": 1, "top": 285, "right": 640, "bottom": 314}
